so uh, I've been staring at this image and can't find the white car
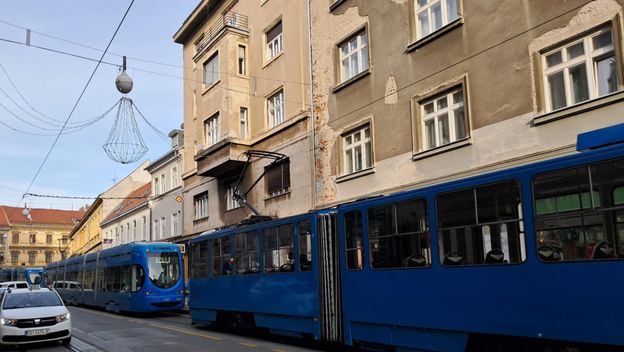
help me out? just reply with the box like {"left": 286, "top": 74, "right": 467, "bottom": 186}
{"left": 0, "top": 282, "right": 28, "bottom": 293}
{"left": 0, "top": 287, "right": 71, "bottom": 346}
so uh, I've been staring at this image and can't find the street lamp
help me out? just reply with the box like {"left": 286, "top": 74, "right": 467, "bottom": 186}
{"left": 1, "top": 233, "right": 8, "bottom": 267}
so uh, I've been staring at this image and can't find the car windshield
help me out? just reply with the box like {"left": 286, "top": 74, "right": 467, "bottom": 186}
{"left": 2, "top": 292, "right": 62, "bottom": 309}
{"left": 147, "top": 252, "right": 180, "bottom": 289}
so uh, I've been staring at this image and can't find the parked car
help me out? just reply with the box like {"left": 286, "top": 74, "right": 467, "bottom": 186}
{"left": 0, "top": 287, "right": 71, "bottom": 346}
{"left": 0, "top": 282, "right": 28, "bottom": 293}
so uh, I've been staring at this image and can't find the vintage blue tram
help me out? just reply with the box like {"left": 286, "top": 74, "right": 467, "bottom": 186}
{"left": 189, "top": 125, "right": 624, "bottom": 351}
{"left": 46, "top": 242, "right": 184, "bottom": 313}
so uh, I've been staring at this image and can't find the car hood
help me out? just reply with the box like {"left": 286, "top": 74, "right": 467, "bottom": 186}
{"left": 1, "top": 306, "right": 68, "bottom": 319}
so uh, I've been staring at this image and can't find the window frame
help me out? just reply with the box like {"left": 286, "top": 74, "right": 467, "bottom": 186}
{"left": 204, "top": 113, "right": 220, "bottom": 148}
{"left": 225, "top": 182, "right": 241, "bottom": 211}
{"left": 419, "top": 86, "right": 468, "bottom": 151}
{"left": 238, "top": 44, "right": 247, "bottom": 75}
{"left": 203, "top": 51, "right": 220, "bottom": 87}
{"left": 234, "top": 231, "right": 260, "bottom": 275}
{"left": 541, "top": 26, "right": 620, "bottom": 113}
{"left": 342, "top": 124, "right": 373, "bottom": 175}
{"left": 240, "top": 107, "right": 248, "bottom": 139}
{"left": 414, "top": 0, "right": 461, "bottom": 41}
{"left": 194, "top": 191, "right": 209, "bottom": 221}
{"left": 338, "top": 28, "right": 369, "bottom": 84}
{"left": 263, "top": 224, "right": 295, "bottom": 273}
{"left": 267, "top": 89, "right": 284, "bottom": 128}
{"left": 265, "top": 159, "right": 291, "bottom": 198}
{"left": 265, "top": 21, "right": 283, "bottom": 62}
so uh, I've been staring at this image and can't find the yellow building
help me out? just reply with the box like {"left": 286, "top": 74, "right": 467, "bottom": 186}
{"left": 68, "top": 198, "right": 103, "bottom": 256}
{"left": 0, "top": 205, "right": 85, "bottom": 267}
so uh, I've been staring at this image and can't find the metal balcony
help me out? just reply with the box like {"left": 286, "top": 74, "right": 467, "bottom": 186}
{"left": 194, "top": 12, "right": 249, "bottom": 56}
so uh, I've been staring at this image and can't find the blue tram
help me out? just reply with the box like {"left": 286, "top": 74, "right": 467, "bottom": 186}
{"left": 46, "top": 242, "right": 184, "bottom": 313}
{"left": 188, "top": 125, "right": 624, "bottom": 351}
{"left": 0, "top": 267, "right": 45, "bottom": 286}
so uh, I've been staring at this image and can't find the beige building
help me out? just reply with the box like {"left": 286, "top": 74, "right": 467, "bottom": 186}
{"left": 0, "top": 205, "right": 85, "bottom": 266}
{"left": 68, "top": 198, "right": 103, "bottom": 256}
{"left": 100, "top": 183, "right": 151, "bottom": 249}
{"left": 310, "top": 0, "right": 624, "bottom": 205}
{"left": 173, "top": 0, "right": 312, "bottom": 239}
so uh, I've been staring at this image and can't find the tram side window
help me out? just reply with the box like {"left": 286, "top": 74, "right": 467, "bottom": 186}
{"left": 298, "top": 220, "right": 312, "bottom": 272}
{"left": 345, "top": 211, "right": 364, "bottom": 270}
{"left": 263, "top": 224, "right": 294, "bottom": 273}
{"left": 99, "top": 265, "right": 144, "bottom": 292}
{"left": 534, "top": 158, "right": 624, "bottom": 262}
{"left": 437, "top": 180, "right": 525, "bottom": 266}
{"left": 211, "top": 237, "right": 233, "bottom": 276}
{"left": 235, "top": 232, "right": 260, "bottom": 274}
{"left": 190, "top": 240, "right": 209, "bottom": 278}
{"left": 83, "top": 269, "right": 96, "bottom": 290}
{"left": 368, "top": 199, "right": 430, "bottom": 269}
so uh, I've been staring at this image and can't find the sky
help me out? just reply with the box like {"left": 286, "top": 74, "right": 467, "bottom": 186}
{"left": 0, "top": 1, "right": 198, "bottom": 210}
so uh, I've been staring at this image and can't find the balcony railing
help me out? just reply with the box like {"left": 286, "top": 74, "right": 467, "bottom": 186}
{"left": 195, "top": 12, "right": 249, "bottom": 56}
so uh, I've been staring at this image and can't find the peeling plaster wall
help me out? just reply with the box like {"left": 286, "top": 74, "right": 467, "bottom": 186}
{"left": 311, "top": 3, "right": 368, "bottom": 204}
{"left": 311, "top": 0, "right": 624, "bottom": 208}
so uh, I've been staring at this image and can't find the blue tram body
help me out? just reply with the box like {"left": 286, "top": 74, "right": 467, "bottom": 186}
{"left": 189, "top": 125, "right": 624, "bottom": 351}
{"left": 0, "top": 267, "right": 45, "bottom": 286}
{"left": 46, "top": 242, "right": 184, "bottom": 313}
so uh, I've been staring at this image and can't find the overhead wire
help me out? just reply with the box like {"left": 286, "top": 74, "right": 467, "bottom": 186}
{"left": 9, "top": 0, "right": 136, "bottom": 219}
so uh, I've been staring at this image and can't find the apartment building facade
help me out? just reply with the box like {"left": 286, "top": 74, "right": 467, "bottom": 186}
{"left": 68, "top": 198, "right": 103, "bottom": 256}
{"left": 0, "top": 205, "right": 84, "bottom": 267}
{"left": 100, "top": 183, "right": 151, "bottom": 249}
{"left": 145, "top": 129, "right": 184, "bottom": 243}
{"left": 173, "top": 0, "right": 312, "bottom": 239}
{"left": 310, "top": 0, "right": 624, "bottom": 205}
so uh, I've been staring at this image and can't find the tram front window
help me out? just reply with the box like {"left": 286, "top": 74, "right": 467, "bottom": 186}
{"left": 28, "top": 272, "right": 42, "bottom": 285}
{"left": 147, "top": 252, "right": 180, "bottom": 289}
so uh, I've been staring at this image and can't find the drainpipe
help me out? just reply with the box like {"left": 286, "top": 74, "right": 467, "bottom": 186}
{"left": 306, "top": 0, "right": 317, "bottom": 209}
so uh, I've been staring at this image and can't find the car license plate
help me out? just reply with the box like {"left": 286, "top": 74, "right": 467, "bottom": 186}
{"left": 25, "top": 329, "right": 49, "bottom": 336}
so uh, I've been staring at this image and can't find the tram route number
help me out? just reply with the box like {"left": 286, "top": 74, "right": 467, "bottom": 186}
{"left": 156, "top": 257, "right": 170, "bottom": 263}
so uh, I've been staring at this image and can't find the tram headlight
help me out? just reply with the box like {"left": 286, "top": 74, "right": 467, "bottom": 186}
{"left": 0, "top": 318, "right": 17, "bottom": 326}
{"left": 55, "top": 313, "right": 70, "bottom": 323}
{"left": 144, "top": 290, "right": 152, "bottom": 295}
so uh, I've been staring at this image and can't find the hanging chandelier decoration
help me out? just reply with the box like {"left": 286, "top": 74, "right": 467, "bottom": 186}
{"left": 102, "top": 57, "right": 149, "bottom": 164}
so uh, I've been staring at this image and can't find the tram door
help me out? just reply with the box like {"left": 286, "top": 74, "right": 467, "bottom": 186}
{"left": 317, "top": 212, "right": 343, "bottom": 343}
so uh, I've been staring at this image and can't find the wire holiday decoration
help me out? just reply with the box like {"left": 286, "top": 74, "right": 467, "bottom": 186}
{"left": 102, "top": 96, "right": 148, "bottom": 164}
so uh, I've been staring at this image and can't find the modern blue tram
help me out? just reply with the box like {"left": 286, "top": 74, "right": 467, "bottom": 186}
{"left": 46, "top": 242, "right": 184, "bottom": 313}
{"left": 188, "top": 124, "right": 624, "bottom": 351}
{"left": 0, "top": 267, "right": 45, "bottom": 286}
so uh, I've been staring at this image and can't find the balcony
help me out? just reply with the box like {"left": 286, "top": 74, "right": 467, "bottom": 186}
{"left": 194, "top": 12, "right": 249, "bottom": 59}
{"left": 195, "top": 138, "right": 248, "bottom": 178}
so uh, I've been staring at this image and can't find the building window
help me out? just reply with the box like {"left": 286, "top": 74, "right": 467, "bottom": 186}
{"left": 154, "top": 177, "right": 160, "bottom": 196}
{"left": 120, "top": 226, "right": 124, "bottom": 244}
{"left": 172, "top": 212, "right": 179, "bottom": 237}
{"left": 415, "top": 0, "right": 459, "bottom": 39}
{"left": 12, "top": 233, "right": 19, "bottom": 244}
{"left": 160, "top": 174, "right": 166, "bottom": 194}
{"left": 266, "top": 21, "right": 283, "bottom": 61}
{"left": 153, "top": 219, "right": 159, "bottom": 240}
{"left": 11, "top": 251, "right": 19, "bottom": 264}
{"left": 226, "top": 182, "right": 240, "bottom": 211}
{"left": 142, "top": 216, "right": 147, "bottom": 241}
{"left": 343, "top": 124, "right": 372, "bottom": 174}
{"left": 62, "top": 235, "right": 68, "bottom": 245}
{"left": 46, "top": 234, "right": 53, "bottom": 244}
{"left": 238, "top": 45, "right": 246, "bottom": 75}
{"left": 172, "top": 166, "right": 178, "bottom": 189}
{"left": 194, "top": 191, "right": 209, "bottom": 220}
{"left": 267, "top": 90, "right": 284, "bottom": 128}
{"left": 339, "top": 29, "right": 369, "bottom": 83}
{"left": 240, "top": 108, "right": 248, "bottom": 139}
{"left": 203, "top": 52, "right": 219, "bottom": 86}
{"left": 45, "top": 252, "right": 53, "bottom": 264}
{"left": 542, "top": 27, "right": 619, "bottom": 112}
{"left": 204, "top": 114, "right": 220, "bottom": 147}
{"left": 160, "top": 217, "right": 166, "bottom": 240}
{"left": 266, "top": 160, "right": 290, "bottom": 197}
{"left": 28, "top": 251, "right": 36, "bottom": 264}
{"left": 420, "top": 86, "right": 467, "bottom": 150}
{"left": 29, "top": 233, "right": 36, "bottom": 244}
{"left": 133, "top": 220, "right": 137, "bottom": 241}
